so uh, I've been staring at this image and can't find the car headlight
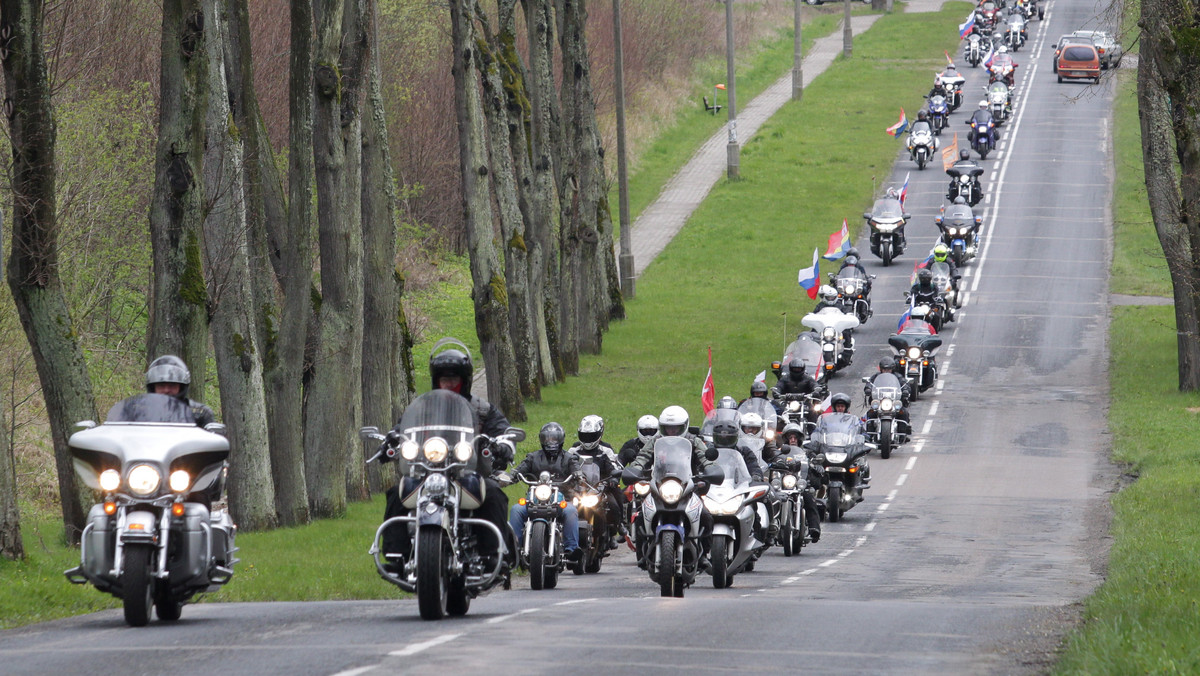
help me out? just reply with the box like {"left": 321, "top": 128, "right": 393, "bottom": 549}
{"left": 423, "top": 437, "right": 448, "bottom": 463}
{"left": 127, "top": 465, "right": 161, "bottom": 496}
{"left": 659, "top": 479, "right": 684, "bottom": 505}
{"left": 702, "top": 495, "right": 742, "bottom": 516}
{"left": 634, "top": 482, "right": 650, "bottom": 496}
{"left": 788, "top": 400, "right": 801, "bottom": 412}
{"left": 580, "top": 494, "right": 600, "bottom": 509}
{"left": 881, "top": 398, "right": 895, "bottom": 412}
{"left": 782, "top": 474, "right": 798, "bottom": 489}
{"left": 453, "top": 441, "right": 474, "bottom": 463}
{"left": 99, "top": 469, "right": 121, "bottom": 492}
{"left": 534, "top": 483, "right": 554, "bottom": 502}
{"left": 907, "top": 346, "right": 921, "bottom": 359}
{"left": 168, "top": 470, "right": 191, "bottom": 493}
{"left": 400, "top": 440, "right": 419, "bottom": 461}
{"left": 825, "top": 452, "right": 848, "bottom": 464}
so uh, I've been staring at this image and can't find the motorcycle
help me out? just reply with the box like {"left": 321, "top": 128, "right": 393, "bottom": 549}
{"left": 965, "top": 34, "right": 984, "bottom": 67}
{"left": 888, "top": 320, "right": 943, "bottom": 400}
{"left": 774, "top": 392, "right": 821, "bottom": 438}
{"left": 703, "top": 447, "right": 771, "bottom": 588}
{"left": 935, "top": 202, "right": 983, "bottom": 265}
{"left": 571, "top": 459, "right": 612, "bottom": 575}
{"left": 906, "top": 287, "right": 950, "bottom": 332}
{"left": 829, "top": 266, "right": 875, "bottom": 324}
{"left": 807, "top": 413, "right": 872, "bottom": 522}
{"left": 1005, "top": 14, "right": 1026, "bottom": 51}
{"left": 986, "top": 82, "right": 1012, "bottom": 125}
{"left": 926, "top": 94, "right": 949, "bottom": 134}
{"left": 975, "top": 0, "right": 1000, "bottom": 31}
{"left": 947, "top": 164, "right": 985, "bottom": 204}
{"left": 862, "top": 374, "right": 909, "bottom": 459}
{"left": 930, "top": 260, "right": 961, "bottom": 312}
{"left": 514, "top": 471, "right": 569, "bottom": 589}
{"left": 864, "top": 196, "right": 911, "bottom": 265}
{"left": 362, "top": 387, "right": 526, "bottom": 620}
{"left": 777, "top": 333, "right": 831, "bottom": 392}
{"left": 767, "top": 450, "right": 813, "bottom": 556}
{"left": 802, "top": 306, "right": 862, "bottom": 374}
{"left": 907, "top": 125, "right": 937, "bottom": 169}
{"left": 64, "top": 393, "right": 238, "bottom": 627}
{"left": 988, "top": 55, "right": 1017, "bottom": 87}
{"left": 967, "top": 115, "right": 996, "bottom": 159}
{"left": 624, "top": 437, "right": 723, "bottom": 597}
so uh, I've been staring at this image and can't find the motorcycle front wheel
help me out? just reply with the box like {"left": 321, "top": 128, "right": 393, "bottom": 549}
{"left": 417, "top": 526, "right": 449, "bottom": 620}
{"left": 881, "top": 240, "right": 894, "bottom": 266}
{"left": 122, "top": 544, "right": 155, "bottom": 627}
{"left": 711, "top": 535, "right": 731, "bottom": 588}
{"left": 658, "top": 531, "right": 684, "bottom": 598}
{"left": 529, "top": 521, "right": 549, "bottom": 590}
{"left": 880, "top": 420, "right": 893, "bottom": 459}
{"left": 828, "top": 486, "right": 843, "bottom": 522}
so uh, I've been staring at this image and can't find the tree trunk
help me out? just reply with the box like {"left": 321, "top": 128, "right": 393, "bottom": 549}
{"left": 0, "top": 390, "right": 22, "bottom": 559}
{"left": 201, "top": 0, "right": 277, "bottom": 531}
{"left": 2, "top": 0, "right": 97, "bottom": 543}
{"left": 478, "top": 3, "right": 540, "bottom": 406}
{"left": 1139, "top": 1, "right": 1200, "bottom": 390}
{"left": 148, "top": 0, "right": 211, "bottom": 404}
{"left": 522, "top": 0, "right": 563, "bottom": 383}
{"left": 451, "top": 0, "right": 525, "bottom": 419}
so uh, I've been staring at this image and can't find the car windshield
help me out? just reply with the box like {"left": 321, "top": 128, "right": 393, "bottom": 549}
{"left": 1063, "top": 46, "right": 1095, "bottom": 61}
{"left": 106, "top": 393, "right": 196, "bottom": 424}
{"left": 652, "top": 437, "right": 693, "bottom": 483}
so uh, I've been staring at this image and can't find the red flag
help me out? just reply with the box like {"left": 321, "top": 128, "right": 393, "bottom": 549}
{"left": 701, "top": 348, "right": 715, "bottom": 415}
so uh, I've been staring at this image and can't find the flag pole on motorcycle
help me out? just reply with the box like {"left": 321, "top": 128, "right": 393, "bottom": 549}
{"left": 823, "top": 219, "right": 851, "bottom": 261}
{"left": 701, "top": 347, "right": 716, "bottom": 415}
{"left": 798, "top": 247, "right": 821, "bottom": 300}
{"left": 899, "top": 172, "right": 910, "bottom": 206}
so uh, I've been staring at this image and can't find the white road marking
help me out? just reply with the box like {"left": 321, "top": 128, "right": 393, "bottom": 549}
{"left": 389, "top": 633, "right": 463, "bottom": 657}
{"left": 330, "top": 667, "right": 378, "bottom": 676}
{"left": 838, "top": 549, "right": 854, "bottom": 558}
{"left": 921, "top": 420, "right": 933, "bottom": 434}
{"left": 864, "top": 522, "right": 877, "bottom": 532}
{"left": 554, "top": 598, "right": 597, "bottom": 606}
{"left": 914, "top": 440, "right": 925, "bottom": 453}
{"left": 946, "top": 344, "right": 956, "bottom": 357}
{"left": 905, "top": 457, "right": 917, "bottom": 471}
{"left": 819, "top": 559, "right": 839, "bottom": 567}
{"left": 486, "top": 608, "right": 540, "bottom": 625}
{"left": 783, "top": 576, "right": 799, "bottom": 584}
{"left": 936, "top": 380, "right": 945, "bottom": 393}
{"left": 876, "top": 503, "right": 891, "bottom": 512}
{"left": 929, "top": 401, "right": 940, "bottom": 416}
{"left": 800, "top": 568, "right": 819, "bottom": 575}
{"left": 856, "top": 536, "right": 868, "bottom": 547}
{"left": 896, "top": 473, "right": 908, "bottom": 486}
{"left": 887, "top": 490, "right": 898, "bottom": 501}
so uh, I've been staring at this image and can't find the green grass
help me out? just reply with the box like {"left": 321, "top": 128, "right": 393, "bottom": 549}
{"left": 0, "top": 2, "right": 972, "bottom": 627}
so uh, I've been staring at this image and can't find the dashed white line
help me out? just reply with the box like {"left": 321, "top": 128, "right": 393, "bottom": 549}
{"left": 838, "top": 549, "right": 854, "bottom": 558}
{"left": 921, "top": 420, "right": 933, "bottom": 434}
{"left": 486, "top": 608, "right": 540, "bottom": 625}
{"left": 886, "top": 490, "right": 898, "bottom": 501}
{"left": 914, "top": 440, "right": 925, "bottom": 453}
{"left": 905, "top": 457, "right": 917, "bottom": 471}
{"left": 946, "top": 343, "right": 956, "bottom": 357}
{"left": 554, "top": 598, "right": 597, "bottom": 606}
{"left": 864, "top": 522, "right": 877, "bottom": 532}
{"left": 819, "top": 559, "right": 839, "bottom": 568}
{"left": 896, "top": 473, "right": 908, "bottom": 486}
{"left": 800, "top": 568, "right": 819, "bottom": 575}
{"left": 389, "top": 633, "right": 463, "bottom": 657}
{"left": 855, "top": 536, "right": 868, "bottom": 547}
{"left": 330, "top": 667, "right": 378, "bottom": 676}
{"left": 876, "top": 503, "right": 891, "bottom": 512}
{"left": 783, "top": 576, "right": 800, "bottom": 584}
{"left": 936, "top": 380, "right": 945, "bottom": 393}
{"left": 929, "top": 401, "right": 940, "bottom": 416}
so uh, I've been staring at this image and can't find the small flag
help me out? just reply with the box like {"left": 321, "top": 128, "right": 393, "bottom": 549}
{"left": 754, "top": 370, "right": 767, "bottom": 384}
{"left": 944, "top": 50, "right": 954, "bottom": 65}
{"left": 958, "top": 13, "right": 975, "bottom": 39}
{"left": 886, "top": 108, "right": 909, "bottom": 137}
{"left": 941, "top": 132, "right": 959, "bottom": 171}
{"left": 715, "top": 83, "right": 727, "bottom": 90}
{"left": 897, "top": 308, "right": 912, "bottom": 332}
{"left": 701, "top": 347, "right": 715, "bottom": 415}
{"left": 822, "top": 219, "right": 852, "bottom": 261}
{"left": 899, "top": 172, "right": 911, "bottom": 206}
{"left": 798, "top": 248, "right": 821, "bottom": 300}
{"left": 910, "top": 252, "right": 936, "bottom": 285}
{"left": 983, "top": 44, "right": 996, "bottom": 69}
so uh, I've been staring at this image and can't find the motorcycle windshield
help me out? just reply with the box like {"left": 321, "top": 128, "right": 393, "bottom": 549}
{"left": 931, "top": 262, "right": 952, "bottom": 289}
{"left": 944, "top": 205, "right": 974, "bottom": 226}
{"left": 872, "top": 373, "right": 905, "bottom": 398}
{"left": 106, "top": 393, "right": 197, "bottom": 424}
{"left": 579, "top": 458, "right": 602, "bottom": 485}
{"left": 783, "top": 337, "right": 824, "bottom": 379}
{"left": 871, "top": 198, "right": 904, "bottom": 222}
{"left": 802, "top": 307, "right": 860, "bottom": 334}
{"left": 988, "top": 82, "right": 1009, "bottom": 96}
{"left": 737, "top": 398, "right": 777, "bottom": 432}
{"left": 836, "top": 268, "right": 868, "bottom": 293}
{"left": 396, "top": 389, "right": 477, "bottom": 448}
{"left": 652, "top": 437, "right": 694, "bottom": 483}
{"left": 714, "top": 447, "right": 752, "bottom": 488}
{"left": 813, "top": 414, "right": 863, "bottom": 450}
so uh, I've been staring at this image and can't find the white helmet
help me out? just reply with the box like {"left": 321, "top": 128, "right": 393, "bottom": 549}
{"left": 659, "top": 406, "right": 689, "bottom": 437}
{"left": 636, "top": 414, "right": 659, "bottom": 445}
{"left": 739, "top": 412, "right": 764, "bottom": 439}
{"left": 997, "top": 44, "right": 1008, "bottom": 53}
{"left": 979, "top": 100, "right": 988, "bottom": 110}
{"left": 578, "top": 414, "right": 604, "bottom": 451}
{"left": 820, "top": 285, "right": 838, "bottom": 303}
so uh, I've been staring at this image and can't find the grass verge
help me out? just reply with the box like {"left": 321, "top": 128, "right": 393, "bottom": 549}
{"left": 0, "top": 2, "right": 973, "bottom": 626}
{"left": 1052, "top": 58, "right": 1200, "bottom": 674}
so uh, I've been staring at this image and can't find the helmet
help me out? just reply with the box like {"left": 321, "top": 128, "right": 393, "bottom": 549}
{"left": 917, "top": 110, "right": 928, "bottom": 121}
{"left": 953, "top": 195, "right": 967, "bottom": 205}
{"left": 997, "top": 45, "right": 1008, "bottom": 53}
{"left": 429, "top": 337, "right": 474, "bottom": 397}
{"left": 659, "top": 406, "right": 689, "bottom": 437}
{"left": 917, "top": 268, "right": 933, "bottom": 285}
{"left": 933, "top": 244, "right": 950, "bottom": 262}
{"left": 637, "top": 414, "right": 659, "bottom": 444}
{"left": 739, "top": 412, "right": 764, "bottom": 439}
{"left": 844, "top": 255, "right": 859, "bottom": 268}
{"left": 830, "top": 393, "right": 852, "bottom": 412}
{"left": 750, "top": 380, "right": 768, "bottom": 398}
{"left": 539, "top": 422, "right": 566, "bottom": 452}
{"left": 846, "top": 247, "right": 860, "bottom": 258}
{"left": 820, "top": 285, "right": 837, "bottom": 303}
{"left": 959, "top": 149, "right": 970, "bottom": 161}
{"left": 934, "top": 75, "right": 943, "bottom": 86}
{"left": 979, "top": 100, "right": 988, "bottom": 110}
{"left": 712, "top": 419, "right": 739, "bottom": 448}
{"left": 879, "top": 357, "right": 896, "bottom": 371}
{"left": 145, "top": 355, "right": 191, "bottom": 397}
{"left": 781, "top": 422, "right": 804, "bottom": 445}
{"left": 578, "top": 414, "right": 604, "bottom": 450}
{"left": 788, "top": 359, "right": 806, "bottom": 377}
{"left": 717, "top": 395, "right": 739, "bottom": 410}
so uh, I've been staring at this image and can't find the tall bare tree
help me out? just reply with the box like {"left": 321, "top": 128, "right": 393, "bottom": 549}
{"left": 0, "top": 387, "right": 21, "bottom": 559}
{"left": 2, "top": 0, "right": 97, "bottom": 541}
{"left": 1138, "top": 0, "right": 1200, "bottom": 390}
{"left": 148, "top": 0, "right": 210, "bottom": 403}
{"left": 201, "top": 0, "right": 276, "bottom": 530}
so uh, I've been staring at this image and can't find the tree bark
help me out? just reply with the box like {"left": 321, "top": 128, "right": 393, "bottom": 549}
{"left": 148, "top": 0, "right": 210, "bottom": 403}
{"left": 451, "top": 0, "right": 525, "bottom": 419}
{"left": 201, "top": 0, "right": 277, "bottom": 531}
{"left": 1139, "top": 2, "right": 1200, "bottom": 390}
{"left": 553, "top": 0, "right": 581, "bottom": 374}
{"left": 2, "top": 0, "right": 97, "bottom": 543}
{"left": 0, "top": 389, "right": 22, "bottom": 559}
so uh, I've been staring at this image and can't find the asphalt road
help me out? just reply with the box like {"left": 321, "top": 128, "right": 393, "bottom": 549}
{"left": 0, "top": 1, "right": 1119, "bottom": 673}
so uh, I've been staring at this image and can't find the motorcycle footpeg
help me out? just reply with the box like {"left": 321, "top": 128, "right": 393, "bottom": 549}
{"left": 64, "top": 566, "right": 88, "bottom": 585}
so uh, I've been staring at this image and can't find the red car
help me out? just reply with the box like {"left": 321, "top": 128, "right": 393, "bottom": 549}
{"left": 1056, "top": 43, "right": 1101, "bottom": 84}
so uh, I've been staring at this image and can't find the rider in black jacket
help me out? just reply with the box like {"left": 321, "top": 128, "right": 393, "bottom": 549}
{"left": 767, "top": 424, "right": 823, "bottom": 542}
{"left": 568, "top": 415, "right": 627, "bottom": 548}
{"left": 775, "top": 360, "right": 820, "bottom": 398}
{"left": 508, "top": 423, "right": 582, "bottom": 561}
{"left": 618, "top": 414, "right": 659, "bottom": 467}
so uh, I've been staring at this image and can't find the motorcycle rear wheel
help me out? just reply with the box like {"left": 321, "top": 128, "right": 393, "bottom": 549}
{"left": 122, "top": 544, "right": 154, "bottom": 627}
{"left": 416, "top": 526, "right": 449, "bottom": 620}
{"left": 880, "top": 420, "right": 893, "bottom": 459}
{"left": 529, "top": 521, "right": 549, "bottom": 590}
{"left": 447, "top": 575, "right": 471, "bottom": 617}
{"left": 658, "top": 531, "right": 683, "bottom": 598}
{"left": 711, "top": 535, "right": 730, "bottom": 589}
{"left": 154, "top": 589, "right": 183, "bottom": 622}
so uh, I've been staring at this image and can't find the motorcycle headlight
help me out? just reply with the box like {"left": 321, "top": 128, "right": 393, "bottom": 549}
{"left": 907, "top": 346, "right": 921, "bottom": 359}
{"left": 127, "top": 464, "right": 161, "bottom": 496}
{"left": 423, "top": 437, "right": 449, "bottom": 463}
{"left": 99, "top": 469, "right": 121, "bottom": 492}
{"left": 788, "top": 400, "right": 801, "bottom": 412}
{"left": 400, "top": 440, "right": 419, "bottom": 461}
{"left": 822, "top": 327, "right": 835, "bottom": 340}
{"left": 660, "top": 479, "right": 684, "bottom": 505}
{"left": 782, "top": 474, "right": 798, "bottom": 489}
{"left": 453, "top": 441, "right": 474, "bottom": 463}
{"left": 825, "top": 452, "right": 848, "bottom": 464}
{"left": 168, "top": 470, "right": 191, "bottom": 493}
{"left": 875, "top": 221, "right": 898, "bottom": 232}
{"left": 702, "top": 495, "right": 742, "bottom": 516}
{"left": 881, "top": 398, "right": 895, "bottom": 412}
{"left": 634, "top": 482, "right": 650, "bottom": 496}
{"left": 534, "top": 483, "right": 554, "bottom": 502}
{"left": 580, "top": 493, "right": 600, "bottom": 509}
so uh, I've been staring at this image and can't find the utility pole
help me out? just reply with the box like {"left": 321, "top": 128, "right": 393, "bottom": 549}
{"left": 613, "top": 0, "right": 635, "bottom": 298}
{"left": 725, "top": 0, "right": 739, "bottom": 179}
{"left": 793, "top": 0, "right": 803, "bottom": 101}
{"left": 843, "top": 0, "right": 853, "bottom": 57}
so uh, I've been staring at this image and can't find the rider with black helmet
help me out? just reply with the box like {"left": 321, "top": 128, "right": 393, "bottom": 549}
{"left": 765, "top": 423, "right": 824, "bottom": 542}
{"left": 145, "top": 355, "right": 215, "bottom": 427}
{"left": 910, "top": 267, "right": 941, "bottom": 308}
{"left": 863, "top": 357, "right": 913, "bottom": 436}
{"left": 775, "top": 359, "right": 820, "bottom": 398}
{"left": 508, "top": 422, "right": 583, "bottom": 562}
{"left": 567, "top": 415, "right": 627, "bottom": 549}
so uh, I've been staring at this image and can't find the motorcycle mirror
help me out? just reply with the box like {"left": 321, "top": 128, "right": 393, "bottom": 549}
{"left": 903, "top": 213, "right": 912, "bottom": 220}
{"left": 688, "top": 425, "right": 700, "bottom": 436}
{"left": 504, "top": 427, "right": 527, "bottom": 442}
{"left": 75, "top": 420, "right": 97, "bottom": 429}
{"left": 622, "top": 468, "right": 646, "bottom": 485}
{"left": 694, "top": 480, "right": 711, "bottom": 497}
{"left": 861, "top": 376, "right": 870, "bottom": 383}
{"left": 610, "top": 468, "right": 625, "bottom": 479}
{"left": 359, "top": 425, "right": 382, "bottom": 440}
{"left": 862, "top": 212, "right": 872, "bottom": 220}
{"left": 1050, "top": 43, "right": 1056, "bottom": 48}
{"left": 705, "top": 446, "right": 719, "bottom": 462}
{"left": 204, "top": 422, "right": 227, "bottom": 436}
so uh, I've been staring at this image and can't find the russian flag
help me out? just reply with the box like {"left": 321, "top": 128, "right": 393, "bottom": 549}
{"left": 798, "top": 247, "right": 820, "bottom": 300}
{"left": 822, "top": 219, "right": 852, "bottom": 261}
{"left": 886, "top": 108, "right": 908, "bottom": 137}
{"left": 897, "top": 307, "right": 912, "bottom": 332}
{"left": 983, "top": 44, "right": 996, "bottom": 69}
{"left": 909, "top": 252, "right": 935, "bottom": 285}
{"left": 958, "top": 13, "right": 975, "bottom": 39}
{"left": 898, "top": 172, "right": 910, "bottom": 207}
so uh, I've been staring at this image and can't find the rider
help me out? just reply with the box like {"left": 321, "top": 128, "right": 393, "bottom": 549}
{"left": 816, "top": 393, "right": 871, "bottom": 484}
{"left": 740, "top": 380, "right": 783, "bottom": 415}
{"left": 379, "top": 341, "right": 516, "bottom": 573}
{"left": 767, "top": 423, "right": 824, "bottom": 542}
{"left": 812, "top": 285, "right": 856, "bottom": 353}
{"left": 969, "top": 101, "right": 999, "bottom": 148}
{"left": 932, "top": 243, "right": 962, "bottom": 314}
{"left": 618, "top": 414, "right": 658, "bottom": 467}
{"left": 568, "top": 415, "right": 627, "bottom": 548}
{"left": 948, "top": 149, "right": 985, "bottom": 204}
{"left": 863, "top": 357, "right": 913, "bottom": 438}
{"left": 989, "top": 45, "right": 1018, "bottom": 86}
{"left": 775, "top": 358, "right": 821, "bottom": 399}
{"left": 909, "top": 267, "right": 942, "bottom": 309}
{"left": 508, "top": 422, "right": 583, "bottom": 563}
{"left": 908, "top": 110, "right": 939, "bottom": 148}
{"left": 733, "top": 413, "right": 768, "bottom": 481}
{"left": 145, "top": 355, "right": 215, "bottom": 427}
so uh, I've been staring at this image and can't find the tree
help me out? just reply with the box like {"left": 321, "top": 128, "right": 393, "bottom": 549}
{"left": 2, "top": 0, "right": 98, "bottom": 542}
{"left": 0, "top": 387, "right": 22, "bottom": 559}
{"left": 1138, "top": 0, "right": 1200, "bottom": 390}
{"left": 148, "top": 0, "right": 210, "bottom": 403}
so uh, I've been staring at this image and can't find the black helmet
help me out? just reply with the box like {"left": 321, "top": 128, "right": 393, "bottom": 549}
{"left": 917, "top": 268, "right": 933, "bottom": 285}
{"left": 429, "top": 337, "right": 474, "bottom": 397}
{"left": 539, "top": 422, "right": 566, "bottom": 452}
{"left": 146, "top": 355, "right": 191, "bottom": 398}
{"left": 712, "top": 421, "right": 739, "bottom": 448}
{"left": 917, "top": 110, "right": 928, "bottom": 121}
{"left": 781, "top": 422, "right": 804, "bottom": 444}
{"left": 959, "top": 149, "right": 970, "bottom": 161}
{"left": 788, "top": 360, "right": 806, "bottom": 377}
{"left": 844, "top": 255, "right": 859, "bottom": 268}
{"left": 830, "top": 393, "right": 852, "bottom": 412}
{"left": 878, "top": 357, "right": 896, "bottom": 371}
{"left": 750, "top": 381, "right": 768, "bottom": 398}
{"left": 847, "top": 247, "right": 860, "bottom": 258}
